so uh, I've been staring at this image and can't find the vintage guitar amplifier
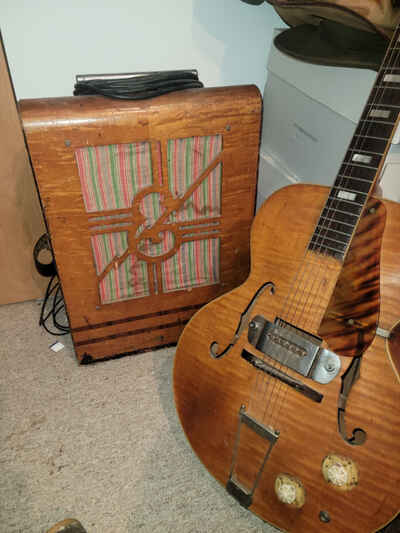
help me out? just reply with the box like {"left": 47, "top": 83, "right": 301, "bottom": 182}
{"left": 20, "top": 86, "right": 261, "bottom": 363}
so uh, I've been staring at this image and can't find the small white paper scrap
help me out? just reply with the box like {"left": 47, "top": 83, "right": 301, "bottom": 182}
{"left": 50, "top": 341, "right": 64, "bottom": 352}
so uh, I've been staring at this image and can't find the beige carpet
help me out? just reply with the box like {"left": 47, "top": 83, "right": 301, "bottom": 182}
{"left": 0, "top": 300, "right": 279, "bottom": 533}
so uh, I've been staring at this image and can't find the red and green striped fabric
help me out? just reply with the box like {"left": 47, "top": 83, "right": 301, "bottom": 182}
{"left": 161, "top": 135, "right": 222, "bottom": 292}
{"left": 166, "top": 135, "right": 222, "bottom": 222}
{"left": 99, "top": 254, "right": 149, "bottom": 304}
{"left": 75, "top": 136, "right": 222, "bottom": 304}
{"left": 162, "top": 238, "right": 219, "bottom": 292}
{"left": 90, "top": 231, "right": 149, "bottom": 304}
{"left": 75, "top": 142, "right": 154, "bottom": 212}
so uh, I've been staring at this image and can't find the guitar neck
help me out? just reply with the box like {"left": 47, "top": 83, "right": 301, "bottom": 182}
{"left": 309, "top": 25, "right": 400, "bottom": 261}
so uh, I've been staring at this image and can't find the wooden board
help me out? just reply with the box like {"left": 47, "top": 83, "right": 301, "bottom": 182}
{"left": 0, "top": 36, "right": 46, "bottom": 304}
{"left": 20, "top": 86, "right": 261, "bottom": 362}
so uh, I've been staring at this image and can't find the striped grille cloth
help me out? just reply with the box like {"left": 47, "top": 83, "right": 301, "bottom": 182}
{"left": 75, "top": 136, "right": 222, "bottom": 304}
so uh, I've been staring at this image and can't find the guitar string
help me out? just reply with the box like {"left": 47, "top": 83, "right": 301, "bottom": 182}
{"left": 253, "top": 30, "right": 400, "bottom": 430}
{"left": 266, "top": 31, "right": 400, "bottom": 430}
{"left": 247, "top": 199, "right": 341, "bottom": 417}
{"left": 291, "top": 32, "right": 400, "bottom": 333}
{"left": 268, "top": 48, "right": 400, "bottom": 430}
{"left": 250, "top": 200, "right": 350, "bottom": 419}
{"left": 258, "top": 220, "right": 348, "bottom": 423}
{"left": 248, "top": 259, "right": 325, "bottom": 418}
{"left": 256, "top": 29, "right": 400, "bottom": 428}
{"left": 263, "top": 262, "right": 328, "bottom": 426}
{"left": 283, "top": 31, "right": 400, "bottom": 335}
{"left": 266, "top": 33, "right": 400, "bottom": 429}
{"left": 248, "top": 197, "right": 340, "bottom": 420}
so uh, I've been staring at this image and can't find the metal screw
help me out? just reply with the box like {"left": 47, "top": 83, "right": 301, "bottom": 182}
{"left": 64, "top": 140, "right": 71, "bottom": 147}
{"left": 319, "top": 511, "right": 331, "bottom": 523}
{"left": 225, "top": 124, "right": 231, "bottom": 131}
{"left": 325, "top": 362, "right": 335, "bottom": 373}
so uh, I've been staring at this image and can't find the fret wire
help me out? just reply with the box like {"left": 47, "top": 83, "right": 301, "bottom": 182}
{"left": 359, "top": 118, "right": 396, "bottom": 126}
{"left": 375, "top": 85, "right": 400, "bottom": 90}
{"left": 355, "top": 124, "right": 394, "bottom": 136}
{"left": 366, "top": 103, "right": 400, "bottom": 109}
{"left": 353, "top": 134, "right": 389, "bottom": 141}
{"left": 327, "top": 196, "right": 365, "bottom": 207}
{"left": 336, "top": 173, "right": 374, "bottom": 184}
{"left": 324, "top": 196, "right": 361, "bottom": 209}
{"left": 322, "top": 206, "right": 359, "bottom": 218}
{"left": 311, "top": 234, "right": 349, "bottom": 246}
{"left": 314, "top": 226, "right": 353, "bottom": 238}
{"left": 319, "top": 216, "right": 355, "bottom": 227}
{"left": 346, "top": 148, "right": 383, "bottom": 157}
{"left": 309, "top": 242, "right": 345, "bottom": 255}
{"left": 348, "top": 142, "right": 386, "bottom": 155}
{"left": 311, "top": 240, "right": 348, "bottom": 253}
{"left": 340, "top": 162, "right": 378, "bottom": 170}
{"left": 331, "top": 185, "right": 368, "bottom": 196}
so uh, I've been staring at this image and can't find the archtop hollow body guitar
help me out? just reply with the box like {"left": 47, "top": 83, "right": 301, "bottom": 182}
{"left": 173, "top": 25, "right": 400, "bottom": 533}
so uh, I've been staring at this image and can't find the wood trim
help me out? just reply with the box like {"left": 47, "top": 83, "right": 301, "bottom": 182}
{"left": 71, "top": 302, "right": 204, "bottom": 333}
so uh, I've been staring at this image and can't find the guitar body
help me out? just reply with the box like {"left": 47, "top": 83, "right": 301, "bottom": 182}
{"left": 173, "top": 184, "right": 400, "bottom": 533}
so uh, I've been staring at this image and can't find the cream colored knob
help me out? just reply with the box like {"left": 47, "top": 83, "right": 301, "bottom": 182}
{"left": 274, "top": 474, "right": 306, "bottom": 508}
{"left": 322, "top": 454, "right": 359, "bottom": 491}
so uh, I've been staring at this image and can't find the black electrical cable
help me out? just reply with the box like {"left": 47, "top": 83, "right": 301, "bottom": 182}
{"left": 39, "top": 274, "right": 70, "bottom": 336}
{"left": 74, "top": 70, "right": 203, "bottom": 100}
{"left": 34, "top": 233, "right": 70, "bottom": 336}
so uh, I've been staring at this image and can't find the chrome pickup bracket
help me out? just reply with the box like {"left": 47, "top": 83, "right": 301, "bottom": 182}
{"left": 248, "top": 316, "right": 341, "bottom": 384}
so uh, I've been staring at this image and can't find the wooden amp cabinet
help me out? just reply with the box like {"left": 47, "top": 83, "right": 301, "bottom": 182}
{"left": 19, "top": 86, "right": 261, "bottom": 363}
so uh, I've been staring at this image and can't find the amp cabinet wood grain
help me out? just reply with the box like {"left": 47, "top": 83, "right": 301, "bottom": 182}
{"left": 19, "top": 86, "right": 261, "bottom": 363}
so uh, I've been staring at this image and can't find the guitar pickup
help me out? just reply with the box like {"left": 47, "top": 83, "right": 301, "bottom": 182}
{"left": 248, "top": 316, "right": 341, "bottom": 384}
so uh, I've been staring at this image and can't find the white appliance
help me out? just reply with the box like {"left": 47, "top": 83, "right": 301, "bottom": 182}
{"left": 257, "top": 32, "right": 399, "bottom": 210}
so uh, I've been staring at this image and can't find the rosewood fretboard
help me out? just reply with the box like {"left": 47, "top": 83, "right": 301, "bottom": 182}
{"left": 309, "top": 26, "right": 400, "bottom": 260}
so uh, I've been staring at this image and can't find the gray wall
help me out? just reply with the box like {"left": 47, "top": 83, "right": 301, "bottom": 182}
{"left": 1, "top": 0, "right": 283, "bottom": 99}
